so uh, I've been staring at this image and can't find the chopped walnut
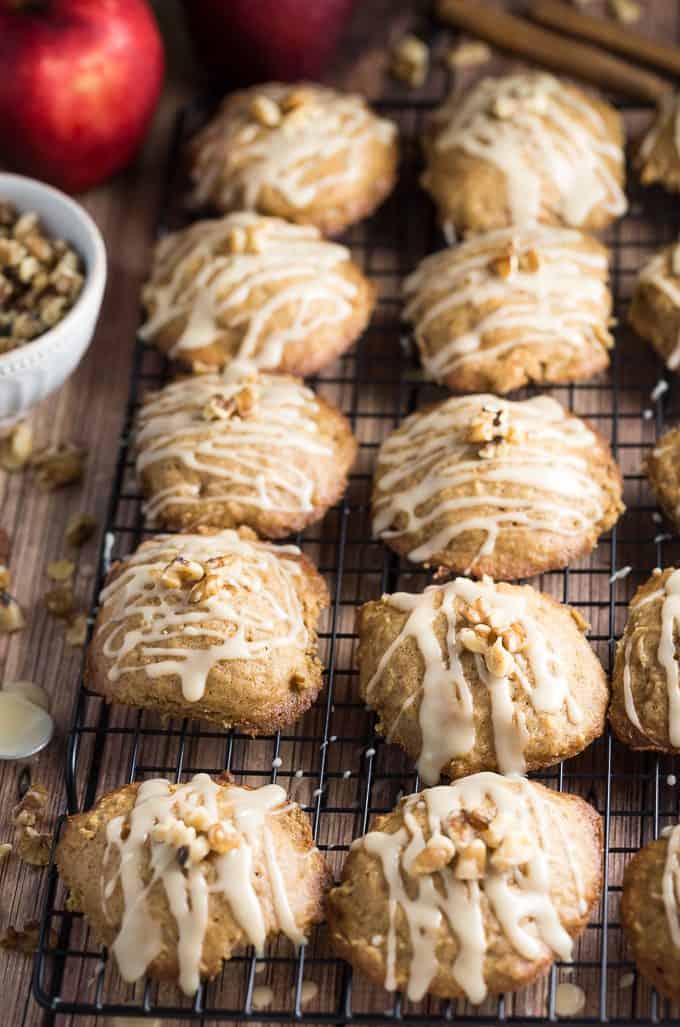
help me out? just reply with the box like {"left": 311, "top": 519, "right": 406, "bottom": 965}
{"left": 189, "top": 572, "right": 221, "bottom": 605}
{"left": 44, "top": 584, "right": 74, "bottom": 618}
{"left": 390, "top": 34, "right": 429, "bottom": 88}
{"left": 250, "top": 94, "right": 282, "bottom": 127}
{"left": 227, "top": 225, "right": 247, "bottom": 254}
{"left": 160, "top": 556, "right": 205, "bottom": 589}
{"left": 0, "top": 564, "right": 9, "bottom": 590}
{"left": 0, "top": 591, "right": 25, "bottom": 633}
{"left": 466, "top": 405, "right": 510, "bottom": 445}
{"left": 184, "top": 807, "right": 213, "bottom": 833}
{"left": 13, "top": 785, "right": 52, "bottom": 867}
{"left": 65, "top": 512, "right": 97, "bottom": 547}
{"left": 454, "top": 839, "right": 487, "bottom": 880}
{"left": 608, "top": 0, "right": 640, "bottom": 22}
{"left": 488, "top": 249, "right": 516, "bottom": 279}
{"left": 281, "top": 88, "right": 313, "bottom": 113}
{"left": 519, "top": 248, "right": 540, "bottom": 273}
{"left": 407, "top": 835, "right": 455, "bottom": 876}
{"left": 0, "top": 921, "right": 47, "bottom": 954}
{"left": 65, "top": 613, "right": 88, "bottom": 647}
{"left": 206, "top": 822, "right": 240, "bottom": 855}
{"left": 203, "top": 384, "right": 258, "bottom": 422}
{"left": 501, "top": 623, "right": 526, "bottom": 653}
{"left": 490, "top": 830, "right": 534, "bottom": 871}
{"left": 31, "top": 443, "right": 86, "bottom": 489}
{"left": 47, "top": 558, "right": 75, "bottom": 583}
{"left": 0, "top": 202, "right": 84, "bottom": 355}
{"left": 459, "top": 627, "right": 488, "bottom": 655}
{"left": 0, "top": 422, "right": 32, "bottom": 471}
{"left": 484, "top": 637, "right": 514, "bottom": 678}
{"left": 480, "top": 812, "right": 509, "bottom": 849}
{"left": 447, "top": 39, "right": 492, "bottom": 69}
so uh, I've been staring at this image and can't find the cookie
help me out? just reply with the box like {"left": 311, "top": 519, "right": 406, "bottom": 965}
{"left": 422, "top": 72, "right": 626, "bottom": 238}
{"left": 328, "top": 773, "right": 602, "bottom": 1004}
{"left": 629, "top": 242, "right": 680, "bottom": 372}
{"left": 358, "top": 577, "right": 607, "bottom": 783}
{"left": 635, "top": 93, "right": 680, "bottom": 194}
{"left": 140, "top": 213, "right": 375, "bottom": 374}
{"left": 86, "top": 528, "right": 328, "bottom": 731}
{"left": 136, "top": 371, "right": 357, "bottom": 535}
{"left": 404, "top": 226, "right": 612, "bottom": 394}
{"left": 610, "top": 568, "right": 680, "bottom": 753}
{"left": 621, "top": 827, "right": 680, "bottom": 1000}
{"left": 187, "top": 83, "right": 399, "bottom": 236}
{"left": 57, "top": 774, "right": 331, "bottom": 995}
{"left": 646, "top": 424, "right": 680, "bottom": 530}
{"left": 372, "top": 394, "right": 623, "bottom": 578}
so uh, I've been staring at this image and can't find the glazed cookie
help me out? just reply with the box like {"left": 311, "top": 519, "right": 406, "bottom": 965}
{"left": 372, "top": 394, "right": 623, "bottom": 578}
{"left": 610, "top": 568, "right": 680, "bottom": 753}
{"left": 187, "top": 83, "right": 398, "bottom": 236}
{"left": 140, "top": 213, "right": 375, "bottom": 374}
{"left": 86, "top": 529, "right": 328, "bottom": 731}
{"left": 646, "top": 425, "right": 680, "bottom": 530}
{"left": 403, "top": 226, "right": 612, "bottom": 394}
{"left": 328, "top": 773, "right": 602, "bottom": 1004}
{"left": 358, "top": 577, "right": 607, "bottom": 783}
{"left": 422, "top": 72, "right": 626, "bottom": 238}
{"left": 636, "top": 92, "right": 680, "bottom": 193}
{"left": 136, "top": 371, "right": 357, "bottom": 535}
{"left": 629, "top": 242, "right": 680, "bottom": 372}
{"left": 621, "top": 826, "right": 680, "bottom": 1000}
{"left": 57, "top": 774, "right": 331, "bottom": 994}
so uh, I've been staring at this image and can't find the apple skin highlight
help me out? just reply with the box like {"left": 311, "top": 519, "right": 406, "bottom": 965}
{"left": 0, "top": 0, "right": 165, "bottom": 193}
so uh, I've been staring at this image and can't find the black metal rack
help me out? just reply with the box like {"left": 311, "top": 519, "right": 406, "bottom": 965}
{"left": 30, "top": 30, "right": 680, "bottom": 1026}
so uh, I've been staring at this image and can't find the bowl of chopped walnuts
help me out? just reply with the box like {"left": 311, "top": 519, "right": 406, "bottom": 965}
{"left": 0, "top": 172, "right": 106, "bottom": 427}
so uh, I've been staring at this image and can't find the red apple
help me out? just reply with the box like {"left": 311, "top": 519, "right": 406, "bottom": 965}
{"left": 181, "top": 0, "right": 357, "bottom": 85}
{"left": 0, "top": 0, "right": 165, "bottom": 193}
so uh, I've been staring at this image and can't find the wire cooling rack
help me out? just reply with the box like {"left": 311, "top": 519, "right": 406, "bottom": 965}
{"left": 30, "top": 23, "right": 680, "bottom": 1027}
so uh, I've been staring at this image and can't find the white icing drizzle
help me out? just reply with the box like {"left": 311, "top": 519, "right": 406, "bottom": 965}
{"left": 662, "top": 824, "right": 680, "bottom": 948}
{"left": 99, "top": 530, "right": 308, "bottom": 702}
{"left": 372, "top": 394, "right": 612, "bottom": 568}
{"left": 430, "top": 72, "right": 626, "bottom": 229}
{"left": 102, "top": 774, "right": 306, "bottom": 994}
{"left": 404, "top": 226, "right": 610, "bottom": 383}
{"left": 190, "top": 84, "right": 396, "bottom": 212}
{"left": 136, "top": 372, "right": 335, "bottom": 525}
{"left": 140, "top": 213, "right": 359, "bottom": 368}
{"left": 637, "top": 250, "right": 680, "bottom": 370}
{"left": 359, "top": 775, "right": 580, "bottom": 1003}
{"left": 622, "top": 571, "right": 680, "bottom": 745}
{"left": 365, "top": 578, "right": 581, "bottom": 783}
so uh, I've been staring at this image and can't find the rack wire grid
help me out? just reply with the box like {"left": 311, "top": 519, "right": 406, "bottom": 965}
{"left": 30, "top": 22, "right": 680, "bottom": 1027}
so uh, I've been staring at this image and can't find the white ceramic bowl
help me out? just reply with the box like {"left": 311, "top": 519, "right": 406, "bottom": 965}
{"left": 0, "top": 173, "right": 107, "bottom": 429}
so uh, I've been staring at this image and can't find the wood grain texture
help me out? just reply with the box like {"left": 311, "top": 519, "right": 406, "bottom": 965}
{"left": 1, "top": 1, "right": 678, "bottom": 1025}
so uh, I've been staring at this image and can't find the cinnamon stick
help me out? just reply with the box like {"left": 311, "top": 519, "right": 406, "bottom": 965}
{"left": 435, "top": 0, "right": 670, "bottom": 103}
{"left": 530, "top": 0, "right": 680, "bottom": 78}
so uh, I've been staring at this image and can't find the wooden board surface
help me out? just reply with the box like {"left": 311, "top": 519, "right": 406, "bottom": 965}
{"left": 1, "top": 1, "right": 679, "bottom": 1024}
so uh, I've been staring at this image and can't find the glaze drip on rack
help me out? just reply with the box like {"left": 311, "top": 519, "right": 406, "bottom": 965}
{"left": 365, "top": 578, "right": 581, "bottom": 782}
{"left": 99, "top": 530, "right": 308, "bottom": 702}
{"left": 102, "top": 774, "right": 304, "bottom": 995}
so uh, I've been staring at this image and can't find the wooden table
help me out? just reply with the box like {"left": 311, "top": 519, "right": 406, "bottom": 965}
{"left": 1, "top": 1, "right": 678, "bottom": 1024}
